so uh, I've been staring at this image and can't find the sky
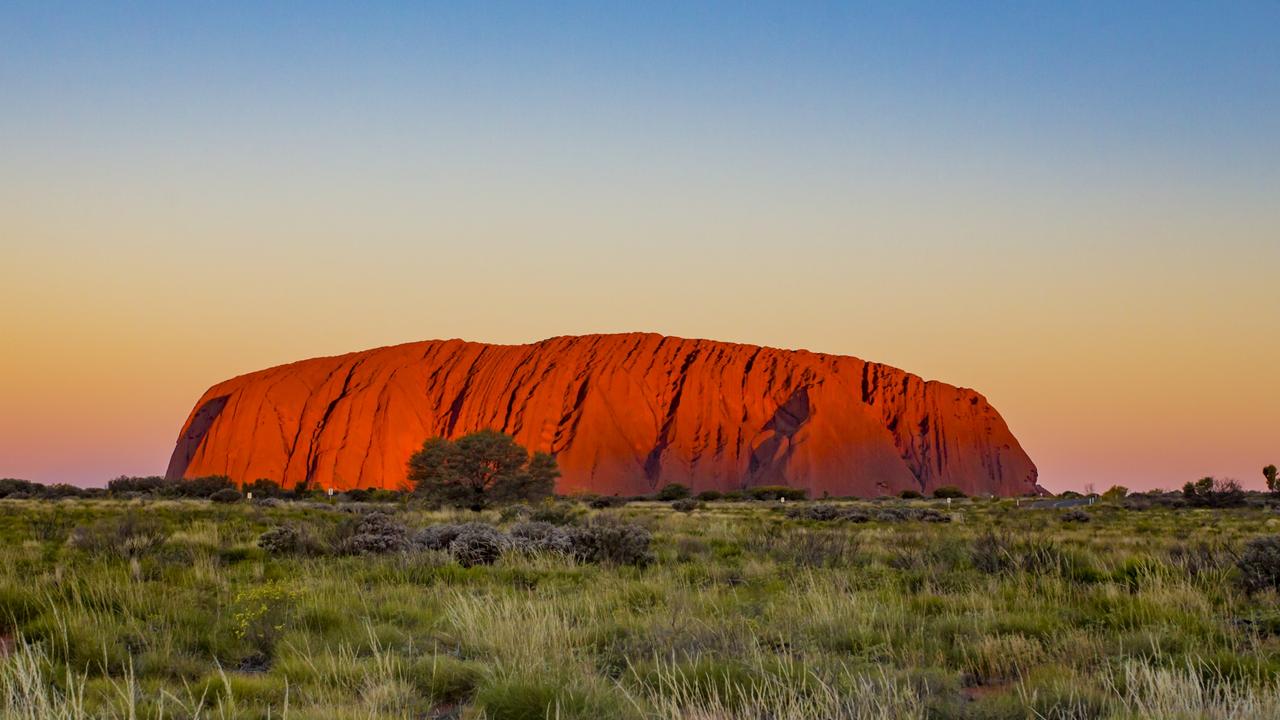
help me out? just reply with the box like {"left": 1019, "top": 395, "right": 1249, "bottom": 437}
{"left": 2, "top": 2, "right": 1277, "bottom": 492}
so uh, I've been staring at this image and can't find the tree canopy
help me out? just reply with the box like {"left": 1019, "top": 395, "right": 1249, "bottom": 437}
{"left": 407, "top": 430, "right": 559, "bottom": 509}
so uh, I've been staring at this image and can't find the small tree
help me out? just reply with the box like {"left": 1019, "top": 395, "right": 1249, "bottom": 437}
{"left": 407, "top": 430, "right": 557, "bottom": 510}
{"left": 933, "top": 486, "right": 967, "bottom": 499}
{"left": 1265, "top": 465, "right": 1279, "bottom": 494}
{"left": 1101, "top": 485, "right": 1129, "bottom": 501}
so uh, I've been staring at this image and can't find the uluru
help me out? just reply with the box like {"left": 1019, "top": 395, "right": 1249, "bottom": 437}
{"left": 166, "top": 333, "right": 1040, "bottom": 497}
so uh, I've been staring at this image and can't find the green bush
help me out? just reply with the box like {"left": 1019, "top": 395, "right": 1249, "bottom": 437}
{"left": 530, "top": 501, "right": 583, "bottom": 525}
{"left": 179, "top": 475, "right": 236, "bottom": 498}
{"left": 932, "top": 486, "right": 967, "bottom": 499}
{"left": 1101, "top": 485, "right": 1129, "bottom": 501}
{"left": 242, "top": 478, "right": 288, "bottom": 498}
{"left": 899, "top": 489, "right": 924, "bottom": 499}
{"left": 695, "top": 490, "right": 722, "bottom": 501}
{"left": 210, "top": 487, "right": 242, "bottom": 503}
{"left": 747, "top": 485, "right": 806, "bottom": 501}
{"left": 656, "top": 483, "right": 691, "bottom": 501}
{"left": 106, "top": 475, "right": 174, "bottom": 495}
{"left": 0, "top": 478, "right": 40, "bottom": 497}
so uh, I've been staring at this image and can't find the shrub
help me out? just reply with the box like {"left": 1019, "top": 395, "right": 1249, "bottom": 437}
{"left": 916, "top": 508, "right": 952, "bottom": 523}
{"left": 28, "top": 483, "right": 76, "bottom": 499}
{"left": 695, "top": 490, "right": 722, "bottom": 502}
{"left": 786, "top": 504, "right": 847, "bottom": 522}
{"left": 1061, "top": 509, "right": 1091, "bottom": 523}
{"left": 656, "top": 483, "right": 691, "bottom": 501}
{"left": 671, "top": 498, "right": 700, "bottom": 513}
{"left": 510, "top": 521, "right": 574, "bottom": 554}
{"left": 875, "top": 508, "right": 908, "bottom": 522}
{"left": 871, "top": 507, "right": 949, "bottom": 523}
{"left": 232, "top": 581, "right": 298, "bottom": 659}
{"left": 448, "top": 524, "right": 510, "bottom": 567}
{"left": 210, "top": 487, "right": 242, "bottom": 504}
{"left": 1237, "top": 536, "right": 1280, "bottom": 594}
{"left": 1266, "top": 465, "right": 1279, "bottom": 494}
{"left": 258, "top": 524, "right": 325, "bottom": 556}
{"left": 570, "top": 518, "right": 653, "bottom": 567}
{"left": 499, "top": 504, "right": 533, "bottom": 522}
{"left": 0, "top": 478, "right": 41, "bottom": 498}
{"left": 589, "top": 495, "right": 628, "bottom": 509}
{"left": 342, "top": 488, "right": 372, "bottom": 502}
{"left": 414, "top": 524, "right": 465, "bottom": 552}
{"left": 344, "top": 512, "right": 410, "bottom": 555}
{"left": 68, "top": 514, "right": 168, "bottom": 558}
{"left": 932, "top": 486, "right": 967, "bottom": 499}
{"left": 899, "top": 489, "right": 924, "bottom": 499}
{"left": 748, "top": 485, "right": 807, "bottom": 501}
{"left": 178, "top": 475, "right": 236, "bottom": 498}
{"left": 106, "top": 475, "right": 173, "bottom": 495}
{"left": 242, "top": 478, "right": 287, "bottom": 498}
{"left": 1101, "top": 485, "right": 1129, "bottom": 501}
{"left": 258, "top": 525, "right": 300, "bottom": 555}
{"left": 530, "top": 501, "right": 582, "bottom": 525}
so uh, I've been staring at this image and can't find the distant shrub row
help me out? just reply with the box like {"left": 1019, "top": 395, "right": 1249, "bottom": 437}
{"left": 785, "top": 503, "right": 952, "bottom": 524}
{"left": 257, "top": 512, "right": 654, "bottom": 567}
{"left": 8, "top": 471, "right": 1279, "bottom": 509}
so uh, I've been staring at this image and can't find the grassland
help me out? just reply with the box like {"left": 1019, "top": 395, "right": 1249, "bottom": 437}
{"left": 2, "top": 496, "right": 1280, "bottom": 719}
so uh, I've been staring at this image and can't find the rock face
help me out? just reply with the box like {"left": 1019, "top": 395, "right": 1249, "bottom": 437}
{"left": 166, "top": 333, "right": 1040, "bottom": 497}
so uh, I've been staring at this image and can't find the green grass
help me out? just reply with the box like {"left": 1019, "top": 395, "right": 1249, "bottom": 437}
{"left": 2, "top": 497, "right": 1280, "bottom": 718}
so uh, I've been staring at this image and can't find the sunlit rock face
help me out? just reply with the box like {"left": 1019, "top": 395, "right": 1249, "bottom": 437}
{"left": 167, "top": 333, "right": 1040, "bottom": 497}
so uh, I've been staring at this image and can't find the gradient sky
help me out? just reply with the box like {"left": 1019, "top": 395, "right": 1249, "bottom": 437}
{"left": 2, "top": 2, "right": 1277, "bottom": 491}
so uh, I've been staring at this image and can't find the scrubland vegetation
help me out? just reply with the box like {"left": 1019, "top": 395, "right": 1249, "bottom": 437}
{"left": 3, "top": 487, "right": 1280, "bottom": 719}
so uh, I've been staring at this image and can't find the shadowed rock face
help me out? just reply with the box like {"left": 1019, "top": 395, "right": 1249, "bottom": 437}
{"left": 166, "top": 333, "right": 1040, "bottom": 497}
